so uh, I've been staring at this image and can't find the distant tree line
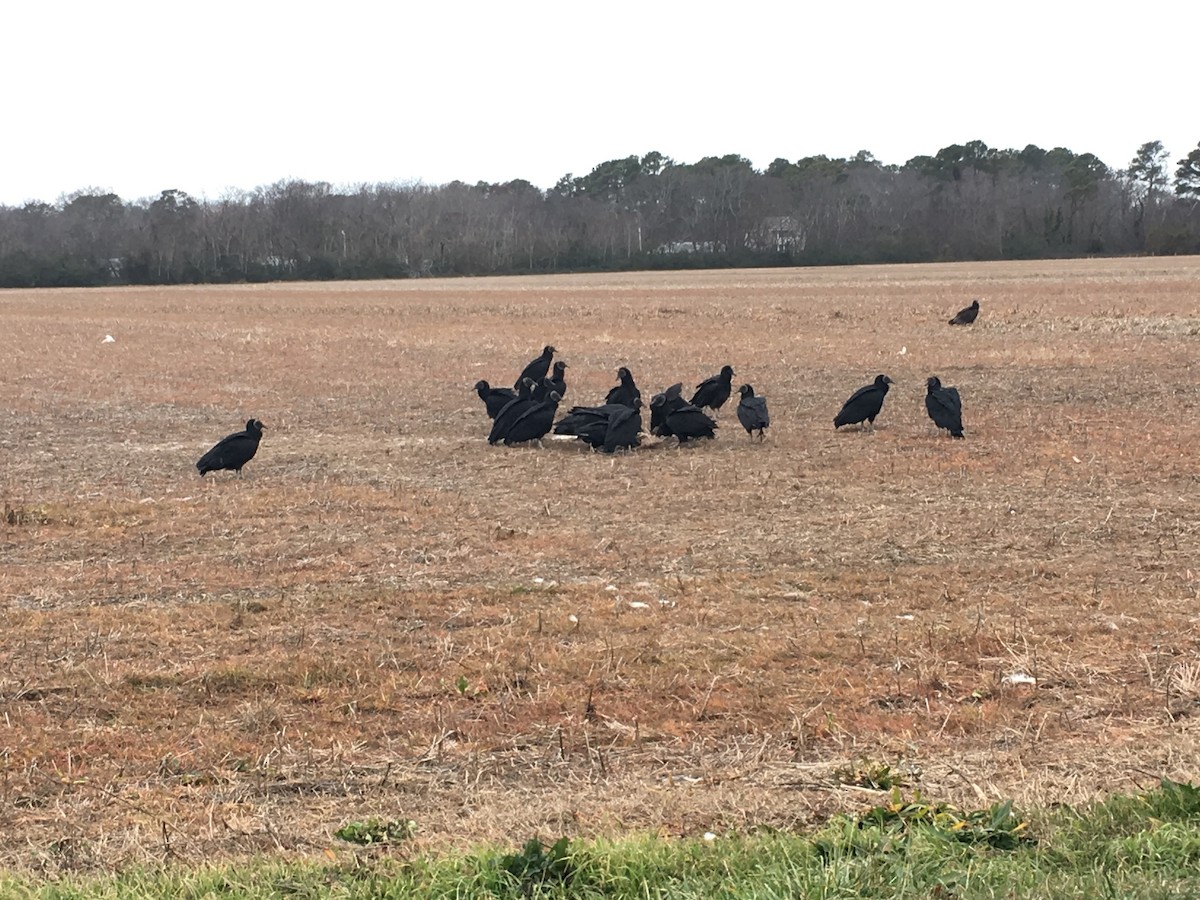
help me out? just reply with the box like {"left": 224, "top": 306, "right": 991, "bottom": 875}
{"left": 2, "top": 139, "right": 1199, "bottom": 288}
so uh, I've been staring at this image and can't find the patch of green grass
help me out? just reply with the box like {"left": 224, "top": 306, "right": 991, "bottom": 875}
{"left": 10, "top": 781, "right": 1200, "bottom": 898}
{"left": 492, "top": 836, "right": 576, "bottom": 896}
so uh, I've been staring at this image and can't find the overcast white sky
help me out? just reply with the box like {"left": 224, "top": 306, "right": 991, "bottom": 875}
{"left": 2, "top": 1, "right": 1195, "bottom": 206}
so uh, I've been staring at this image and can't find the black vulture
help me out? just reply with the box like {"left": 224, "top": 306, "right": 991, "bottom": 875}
{"left": 649, "top": 383, "right": 685, "bottom": 436}
{"left": 554, "top": 403, "right": 622, "bottom": 440}
{"left": 949, "top": 299, "right": 980, "bottom": 325}
{"left": 604, "top": 366, "right": 641, "bottom": 408}
{"left": 602, "top": 399, "right": 643, "bottom": 453}
{"left": 197, "top": 419, "right": 265, "bottom": 477}
{"left": 474, "top": 380, "right": 517, "bottom": 419}
{"left": 834, "top": 375, "right": 893, "bottom": 430}
{"left": 665, "top": 403, "right": 717, "bottom": 442}
{"left": 488, "top": 378, "right": 537, "bottom": 444}
{"left": 575, "top": 419, "right": 612, "bottom": 449}
{"left": 690, "top": 365, "right": 735, "bottom": 416}
{"left": 925, "top": 376, "right": 964, "bottom": 438}
{"left": 573, "top": 417, "right": 611, "bottom": 449}
{"left": 736, "top": 384, "right": 770, "bottom": 441}
{"left": 532, "top": 360, "right": 568, "bottom": 401}
{"left": 503, "top": 392, "right": 562, "bottom": 445}
{"left": 515, "top": 345, "right": 556, "bottom": 390}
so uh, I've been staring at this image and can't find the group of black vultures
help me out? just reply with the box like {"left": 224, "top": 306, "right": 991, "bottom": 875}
{"left": 191, "top": 299, "right": 979, "bottom": 475}
{"left": 474, "top": 348, "right": 765, "bottom": 453}
{"left": 470, "top": 298, "right": 977, "bottom": 454}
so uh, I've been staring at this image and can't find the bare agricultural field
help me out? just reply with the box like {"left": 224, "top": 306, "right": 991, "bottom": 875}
{"left": 2, "top": 257, "right": 1200, "bottom": 874}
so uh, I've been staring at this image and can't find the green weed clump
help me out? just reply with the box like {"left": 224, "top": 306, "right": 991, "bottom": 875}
{"left": 833, "top": 759, "right": 909, "bottom": 790}
{"left": 851, "top": 788, "right": 1033, "bottom": 850}
{"left": 492, "top": 837, "right": 576, "bottom": 896}
{"left": 333, "top": 818, "right": 417, "bottom": 846}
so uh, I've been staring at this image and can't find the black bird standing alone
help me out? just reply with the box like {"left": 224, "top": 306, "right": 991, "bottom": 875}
{"left": 736, "top": 384, "right": 770, "bottom": 441}
{"left": 949, "top": 299, "right": 980, "bottom": 325}
{"left": 834, "top": 375, "right": 894, "bottom": 430}
{"left": 197, "top": 419, "right": 265, "bottom": 477}
{"left": 925, "top": 376, "right": 964, "bottom": 438}
{"left": 690, "top": 365, "right": 735, "bottom": 417}
{"left": 605, "top": 366, "right": 641, "bottom": 408}
{"left": 515, "top": 345, "right": 556, "bottom": 390}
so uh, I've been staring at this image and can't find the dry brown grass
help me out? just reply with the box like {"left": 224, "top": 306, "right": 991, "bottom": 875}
{"left": 2, "top": 257, "right": 1200, "bottom": 874}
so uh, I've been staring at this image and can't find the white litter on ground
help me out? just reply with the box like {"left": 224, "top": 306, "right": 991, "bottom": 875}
{"left": 1003, "top": 672, "right": 1037, "bottom": 686}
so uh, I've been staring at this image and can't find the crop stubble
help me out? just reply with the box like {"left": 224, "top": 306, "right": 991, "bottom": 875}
{"left": 1, "top": 257, "right": 1199, "bottom": 872}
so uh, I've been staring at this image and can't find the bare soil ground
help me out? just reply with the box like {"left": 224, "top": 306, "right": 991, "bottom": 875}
{"left": 2, "top": 258, "right": 1200, "bottom": 875}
